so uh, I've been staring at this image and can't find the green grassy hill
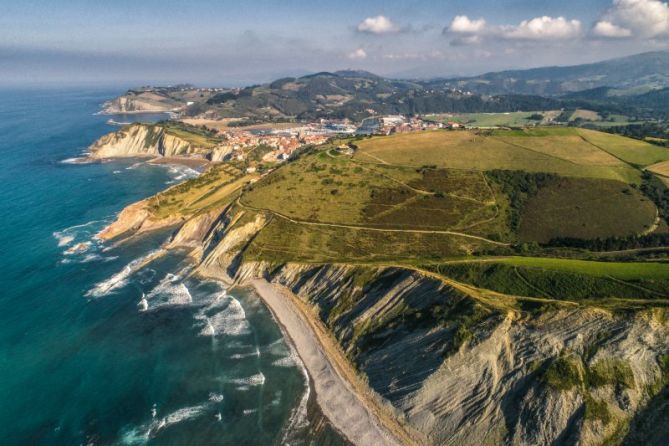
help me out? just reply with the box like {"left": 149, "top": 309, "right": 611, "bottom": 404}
{"left": 137, "top": 126, "right": 669, "bottom": 309}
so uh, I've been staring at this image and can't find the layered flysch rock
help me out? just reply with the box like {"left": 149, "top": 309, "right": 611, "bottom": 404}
{"left": 88, "top": 124, "right": 232, "bottom": 161}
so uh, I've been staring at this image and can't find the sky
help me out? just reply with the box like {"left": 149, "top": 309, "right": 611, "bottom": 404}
{"left": 1, "top": 0, "right": 668, "bottom": 86}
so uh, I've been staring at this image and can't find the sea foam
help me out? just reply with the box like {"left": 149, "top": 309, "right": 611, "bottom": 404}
{"left": 120, "top": 403, "right": 209, "bottom": 445}
{"left": 86, "top": 250, "right": 161, "bottom": 297}
{"left": 143, "top": 271, "right": 193, "bottom": 309}
{"left": 195, "top": 294, "right": 250, "bottom": 337}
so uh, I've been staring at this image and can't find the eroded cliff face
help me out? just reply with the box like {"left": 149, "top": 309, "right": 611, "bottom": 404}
{"left": 107, "top": 203, "right": 669, "bottom": 445}
{"left": 96, "top": 199, "right": 181, "bottom": 240}
{"left": 88, "top": 124, "right": 231, "bottom": 160}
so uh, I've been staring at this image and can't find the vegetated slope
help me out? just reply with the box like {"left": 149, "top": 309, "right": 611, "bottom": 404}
{"left": 427, "top": 51, "right": 669, "bottom": 96}
{"left": 239, "top": 129, "right": 663, "bottom": 250}
{"left": 566, "top": 87, "right": 669, "bottom": 119}
{"left": 426, "top": 258, "right": 669, "bottom": 301}
{"left": 517, "top": 177, "right": 658, "bottom": 243}
{"left": 242, "top": 150, "right": 500, "bottom": 232}
{"left": 100, "top": 126, "right": 669, "bottom": 446}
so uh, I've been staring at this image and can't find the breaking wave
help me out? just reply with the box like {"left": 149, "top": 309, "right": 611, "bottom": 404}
{"left": 120, "top": 403, "right": 209, "bottom": 445}
{"left": 59, "top": 156, "right": 90, "bottom": 164}
{"left": 229, "top": 372, "right": 266, "bottom": 387}
{"left": 195, "top": 294, "right": 251, "bottom": 337}
{"left": 86, "top": 250, "right": 161, "bottom": 297}
{"left": 54, "top": 219, "right": 114, "bottom": 264}
{"left": 164, "top": 165, "right": 200, "bottom": 185}
{"left": 142, "top": 268, "right": 194, "bottom": 310}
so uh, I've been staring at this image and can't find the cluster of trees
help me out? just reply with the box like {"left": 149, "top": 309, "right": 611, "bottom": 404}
{"left": 549, "top": 172, "right": 669, "bottom": 251}
{"left": 485, "top": 170, "right": 559, "bottom": 230}
{"left": 640, "top": 171, "right": 669, "bottom": 222}
{"left": 548, "top": 233, "right": 669, "bottom": 251}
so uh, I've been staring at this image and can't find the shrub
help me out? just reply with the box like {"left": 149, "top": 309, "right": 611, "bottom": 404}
{"left": 543, "top": 355, "right": 583, "bottom": 390}
{"left": 588, "top": 359, "right": 635, "bottom": 389}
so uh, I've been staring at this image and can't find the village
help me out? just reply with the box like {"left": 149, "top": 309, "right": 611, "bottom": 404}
{"left": 205, "top": 114, "right": 461, "bottom": 166}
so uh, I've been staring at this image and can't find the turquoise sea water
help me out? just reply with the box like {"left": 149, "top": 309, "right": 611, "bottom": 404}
{"left": 0, "top": 89, "right": 317, "bottom": 445}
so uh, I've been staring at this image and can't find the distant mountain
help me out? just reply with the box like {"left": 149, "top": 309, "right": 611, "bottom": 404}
{"left": 561, "top": 85, "right": 669, "bottom": 119}
{"left": 106, "top": 51, "right": 669, "bottom": 122}
{"left": 426, "top": 51, "right": 669, "bottom": 96}
{"left": 198, "top": 70, "right": 560, "bottom": 121}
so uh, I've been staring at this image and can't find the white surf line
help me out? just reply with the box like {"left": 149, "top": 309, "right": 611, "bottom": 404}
{"left": 86, "top": 249, "right": 165, "bottom": 297}
{"left": 251, "top": 279, "right": 406, "bottom": 446}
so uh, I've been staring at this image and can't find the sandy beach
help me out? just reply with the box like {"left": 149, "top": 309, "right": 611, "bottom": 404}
{"left": 251, "top": 279, "right": 415, "bottom": 446}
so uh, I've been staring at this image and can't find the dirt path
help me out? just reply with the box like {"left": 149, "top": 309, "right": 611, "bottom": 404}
{"left": 251, "top": 279, "right": 418, "bottom": 446}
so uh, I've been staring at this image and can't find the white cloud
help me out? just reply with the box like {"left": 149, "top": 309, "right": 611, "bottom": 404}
{"left": 449, "top": 16, "right": 487, "bottom": 33}
{"left": 595, "top": 0, "right": 669, "bottom": 39}
{"left": 502, "top": 16, "right": 582, "bottom": 40}
{"left": 592, "top": 20, "right": 633, "bottom": 38}
{"left": 347, "top": 48, "right": 368, "bottom": 60}
{"left": 356, "top": 16, "right": 399, "bottom": 34}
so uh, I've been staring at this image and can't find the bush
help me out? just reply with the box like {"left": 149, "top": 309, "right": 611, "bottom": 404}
{"left": 485, "top": 170, "right": 559, "bottom": 230}
{"left": 542, "top": 355, "right": 583, "bottom": 390}
{"left": 588, "top": 359, "right": 635, "bottom": 389}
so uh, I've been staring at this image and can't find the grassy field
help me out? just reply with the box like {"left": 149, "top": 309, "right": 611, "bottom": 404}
{"left": 242, "top": 150, "right": 505, "bottom": 234}
{"left": 160, "top": 121, "right": 223, "bottom": 149}
{"left": 577, "top": 128, "right": 669, "bottom": 166}
{"left": 426, "top": 111, "right": 559, "bottom": 128}
{"left": 570, "top": 109, "right": 601, "bottom": 121}
{"left": 518, "top": 177, "right": 657, "bottom": 243}
{"left": 242, "top": 214, "right": 498, "bottom": 264}
{"left": 354, "top": 129, "right": 642, "bottom": 183}
{"left": 647, "top": 160, "right": 669, "bottom": 177}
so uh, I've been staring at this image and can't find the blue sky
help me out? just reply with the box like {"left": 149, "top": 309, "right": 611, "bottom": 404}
{"left": 1, "top": 0, "right": 667, "bottom": 86}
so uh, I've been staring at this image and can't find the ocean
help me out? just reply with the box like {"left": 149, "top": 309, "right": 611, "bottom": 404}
{"left": 0, "top": 88, "right": 334, "bottom": 445}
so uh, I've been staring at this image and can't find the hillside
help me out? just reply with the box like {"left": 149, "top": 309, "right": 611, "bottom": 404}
{"left": 97, "top": 126, "right": 669, "bottom": 445}
{"left": 429, "top": 51, "right": 669, "bottom": 96}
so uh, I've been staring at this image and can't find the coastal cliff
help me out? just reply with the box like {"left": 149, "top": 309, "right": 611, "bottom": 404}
{"left": 88, "top": 123, "right": 232, "bottom": 161}
{"left": 101, "top": 91, "right": 182, "bottom": 114}
{"left": 104, "top": 201, "right": 669, "bottom": 446}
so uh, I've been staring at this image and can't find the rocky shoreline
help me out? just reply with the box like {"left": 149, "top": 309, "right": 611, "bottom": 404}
{"left": 96, "top": 171, "right": 669, "bottom": 446}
